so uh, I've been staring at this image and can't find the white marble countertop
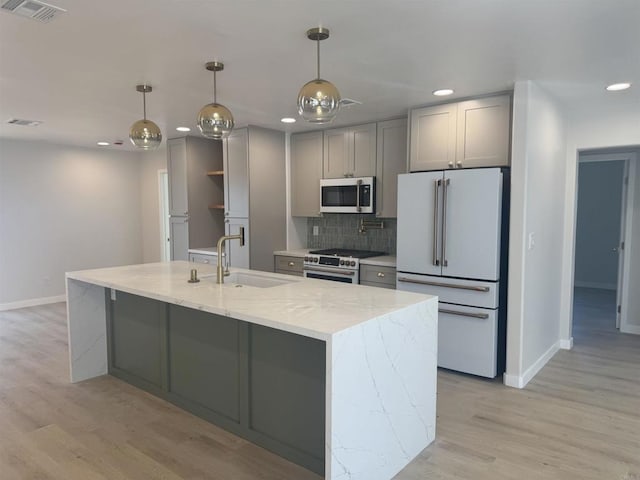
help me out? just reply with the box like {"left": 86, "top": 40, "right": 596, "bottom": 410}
{"left": 273, "top": 249, "right": 310, "bottom": 257}
{"left": 360, "top": 255, "right": 397, "bottom": 267}
{"left": 188, "top": 247, "right": 219, "bottom": 255}
{"left": 66, "top": 261, "right": 432, "bottom": 341}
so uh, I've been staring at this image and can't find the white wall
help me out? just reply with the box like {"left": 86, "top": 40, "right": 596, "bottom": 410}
{"left": 559, "top": 97, "right": 640, "bottom": 340}
{"left": 505, "top": 81, "right": 567, "bottom": 388}
{"left": 574, "top": 160, "right": 625, "bottom": 289}
{"left": 0, "top": 138, "right": 145, "bottom": 308}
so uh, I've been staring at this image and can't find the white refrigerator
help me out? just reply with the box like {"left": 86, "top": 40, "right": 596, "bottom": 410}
{"left": 396, "top": 168, "right": 508, "bottom": 378}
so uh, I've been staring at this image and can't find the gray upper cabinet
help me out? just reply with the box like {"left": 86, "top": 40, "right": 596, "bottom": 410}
{"left": 455, "top": 95, "right": 511, "bottom": 169}
{"left": 167, "top": 137, "right": 225, "bottom": 260}
{"left": 375, "top": 118, "right": 407, "bottom": 218}
{"left": 409, "top": 94, "right": 511, "bottom": 172}
{"left": 223, "top": 128, "right": 249, "bottom": 218}
{"left": 409, "top": 103, "right": 457, "bottom": 172}
{"left": 323, "top": 123, "right": 376, "bottom": 178}
{"left": 223, "top": 126, "right": 286, "bottom": 272}
{"left": 291, "top": 131, "right": 323, "bottom": 217}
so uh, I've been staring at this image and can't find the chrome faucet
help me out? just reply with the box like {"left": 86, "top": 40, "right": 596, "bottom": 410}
{"left": 216, "top": 227, "right": 245, "bottom": 284}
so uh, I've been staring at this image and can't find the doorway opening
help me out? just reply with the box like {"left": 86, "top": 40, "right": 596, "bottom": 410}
{"left": 572, "top": 150, "right": 636, "bottom": 339}
{"left": 158, "top": 170, "right": 171, "bottom": 262}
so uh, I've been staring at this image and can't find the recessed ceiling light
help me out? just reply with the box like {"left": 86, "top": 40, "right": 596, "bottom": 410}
{"left": 176, "top": 126, "right": 191, "bottom": 132}
{"left": 97, "top": 141, "right": 110, "bottom": 146}
{"left": 433, "top": 89, "right": 454, "bottom": 96}
{"left": 606, "top": 83, "right": 631, "bottom": 91}
{"left": 281, "top": 117, "right": 296, "bottom": 124}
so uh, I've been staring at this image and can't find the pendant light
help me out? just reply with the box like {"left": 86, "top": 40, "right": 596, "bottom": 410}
{"left": 197, "top": 61, "right": 234, "bottom": 140}
{"left": 297, "top": 27, "right": 341, "bottom": 124}
{"left": 129, "top": 85, "right": 162, "bottom": 150}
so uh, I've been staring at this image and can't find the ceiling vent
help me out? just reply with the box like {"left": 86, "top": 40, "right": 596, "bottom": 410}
{"left": 6, "top": 118, "right": 43, "bottom": 127}
{"left": 1, "top": 0, "right": 66, "bottom": 23}
{"left": 339, "top": 98, "right": 362, "bottom": 108}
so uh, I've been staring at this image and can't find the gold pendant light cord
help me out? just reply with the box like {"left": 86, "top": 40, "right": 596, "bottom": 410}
{"left": 316, "top": 37, "right": 321, "bottom": 79}
{"left": 213, "top": 70, "right": 217, "bottom": 104}
{"left": 142, "top": 90, "right": 147, "bottom": 121}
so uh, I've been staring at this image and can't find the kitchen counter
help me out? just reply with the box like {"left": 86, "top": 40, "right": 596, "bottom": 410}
{"left": 273, "top": 248, "right": 310, "bottom": 257}
{"left": 187, "top": 247, "right": 219, "bottom": 255}
{"left": 360, "top": 255, "right": 397, "bottom": 267}
{"left": 66, "top": 261, "right": 437, "bottom": 480}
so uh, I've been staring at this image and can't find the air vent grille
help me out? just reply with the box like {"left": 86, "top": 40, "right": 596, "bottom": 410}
{"left": 6, "top": 118, "right": 43, "bottom": 127}
{"left": 1, "top": 0, "right": 66, "bottom": 23}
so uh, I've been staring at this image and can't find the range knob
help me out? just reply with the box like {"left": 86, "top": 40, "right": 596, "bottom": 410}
{"left": 304, "top": 256, "right": 309, "bottom": 262}
{"left": 313, "top": 257, "right": 319, "bottom": 263}
{"left": 339, "top": 260, "right": 345, "bottom": 265}
{"left": 350, "top": 260, "right": 356, "bottom": 267}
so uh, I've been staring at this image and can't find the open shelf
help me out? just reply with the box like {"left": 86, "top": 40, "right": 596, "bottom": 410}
{"left": 207, "top": 170, "right": 224, "bottom": 177}
{"left": 208, "top": 204, "right": 225, "bottom": 210}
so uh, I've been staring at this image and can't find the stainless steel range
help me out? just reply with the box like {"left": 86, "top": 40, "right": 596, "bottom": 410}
{"left": 303, "top": 248, "right": 385, "bottom": 284}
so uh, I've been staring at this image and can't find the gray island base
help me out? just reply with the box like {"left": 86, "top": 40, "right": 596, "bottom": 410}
{"left": 66, "top": 261, "right": 437, "bottom": 480}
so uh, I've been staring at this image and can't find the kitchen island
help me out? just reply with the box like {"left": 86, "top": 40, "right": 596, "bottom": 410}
{"left": 66, "top": 261, "right": 437, "bottom": 480}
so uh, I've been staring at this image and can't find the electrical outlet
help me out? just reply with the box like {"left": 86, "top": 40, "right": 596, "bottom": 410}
{"left": 528, "top": 232, "right": 536, "bottom": 251}
{"left": 313, "top": 226, "right": 319, "bottom": 236}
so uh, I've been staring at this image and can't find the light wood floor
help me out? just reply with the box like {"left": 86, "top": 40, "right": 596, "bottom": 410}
{"left": 1, "top": 297, "right": 638, "bottom": 479}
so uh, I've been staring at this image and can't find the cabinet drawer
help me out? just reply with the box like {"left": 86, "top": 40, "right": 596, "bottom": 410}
{"left": 274, "top": 255, "right": 304, "bottom": 274}
{"left": 360, "top": 280, "right": 395, "bottom": 290}
{"left": 438, "top": 304, "right": 498, "bottom": 378}
{"left": 189, "top": 253, "right": 217, "bottom": 265}
{"left": 396, "top": 273, "right": 498, "bottom": 309}
{"left": 360, "top": 264, "right": 396, "bottom": 286}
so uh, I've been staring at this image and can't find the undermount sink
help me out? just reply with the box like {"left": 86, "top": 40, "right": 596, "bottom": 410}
{"left": 222, "top": 271, "right": 294, "bottom": 288}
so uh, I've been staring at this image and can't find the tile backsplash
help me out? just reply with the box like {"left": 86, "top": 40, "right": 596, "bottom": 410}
{"left": 307, "top": 214, "right": 397, "bottom": 254}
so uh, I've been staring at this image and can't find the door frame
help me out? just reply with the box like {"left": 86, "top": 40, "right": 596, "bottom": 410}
{"left": 158, "top": 169, "right": 171, "bottom": 262}
{"left": 574, "top": 151, "right": 636, "bottom": 334}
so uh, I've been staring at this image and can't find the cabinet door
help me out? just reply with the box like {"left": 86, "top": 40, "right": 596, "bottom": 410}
{"left": 396, "top": 171, "right": 444, "bottom": 275}
{"left": 167, "top": 138, "right": 188, "bottom": 216}
{"left": 291, "top": 131, "right": 323, "bottom": 217}
{"left": 351, "top": 123, "right": 377, "bottom": 177}
{"left": 224, "top": 128, "right": 249, "bottom": 217}
{"left": 323, "top": 128, "right": 349, "bottom": 178}
{"left": 442, "top": 168, "right": 502, "bottom": 281}
{"left": 409, "top": 104, "right": 457, "bottom": 172}
{"left": 225, "top": 217, "right": 249, "bottom": 269}
{"left": 170, "top": 216, "right": 189, "bottom": 261}
{"left": 456, "top": 95, "right": 511, "bottom": 168}
{"left": 376, "top": 119, "right": 407, "bottom": 217}
{"left": 110, "top": 291, "right": 166, "bottom": 389}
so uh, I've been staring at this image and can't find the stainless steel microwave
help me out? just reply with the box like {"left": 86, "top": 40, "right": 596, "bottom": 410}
{"left": 320, "top": 177, "right": 375, "bottom": 214}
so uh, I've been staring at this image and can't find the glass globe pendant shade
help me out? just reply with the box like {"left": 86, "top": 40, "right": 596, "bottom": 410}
{"left": 297, "top": 78, "right": 341, "bottom": 124}
{"left": 197, "top": 102, "right": 234, "bottom": 140}
{"left": 129, "top": 85, "right": 162, "bottom": 151}
{"left": 129, "top": 119, "right": 162, "bottom": 150}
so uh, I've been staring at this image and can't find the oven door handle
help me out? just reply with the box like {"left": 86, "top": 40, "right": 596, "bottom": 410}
{"left": 304, "top": 267, "right": 356, "bottom": 277}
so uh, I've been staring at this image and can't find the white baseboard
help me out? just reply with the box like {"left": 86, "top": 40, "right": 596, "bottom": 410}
{"left": 503, "top": 341, "right": 560, "bottom": 389}
{"left": 574, "top": 281, "right": 616, "bottom": 290}
{"left": 621, "top": 324, "right": 640, "bottom": 335}
{"left": 0, "top": 295, "right": 66, "bottom": 312}
{"left": 559, "top": 337, "right": 574, "bottom": 350}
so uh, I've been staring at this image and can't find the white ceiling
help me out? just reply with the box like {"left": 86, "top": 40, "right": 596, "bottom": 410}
{"left": 1, "top": 0, "right": 639, "bottom": 150}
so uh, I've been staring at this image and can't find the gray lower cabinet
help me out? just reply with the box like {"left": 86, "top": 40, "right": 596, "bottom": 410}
{"left": 108, "top": 290, "right": 167, "bottom": 391}
{"left": 107, "top": 291, "right": 325, "bottom": 476}
{"left": 168, "top": 304, "right": 241, "bottom": 422}
{"left": 360, "top": 264, "right": 397, "bottom": 289}
{"left": 274, "top": 254, "right": 304, "bottom": 276}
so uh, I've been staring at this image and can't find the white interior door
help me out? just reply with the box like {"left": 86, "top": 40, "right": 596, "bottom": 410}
{"left": 442, "top": 168, "right": 502, "bottom": 281}
{"left": 396, "top": 172, "right": 444, "bottom": 275}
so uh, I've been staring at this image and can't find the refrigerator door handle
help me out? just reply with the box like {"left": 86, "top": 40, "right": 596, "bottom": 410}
{"left": 441, "top": 178, "right": 451, "bottom": 267}
{"left": 433, "top": 179, "right": 441, "bottom": 266}
{"left": 397, "top": 277, "right": 490, "bottom": 292}
{"left": 438, "top": 308, "right": 489, "bottom": 320}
